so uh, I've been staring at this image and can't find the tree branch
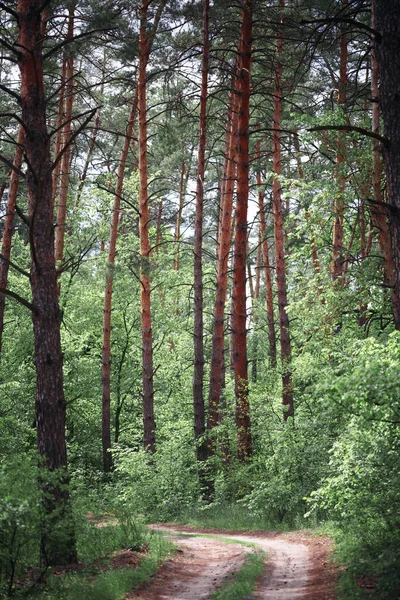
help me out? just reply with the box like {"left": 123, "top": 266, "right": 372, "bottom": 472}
{"left": 44, "top": 28, "right": 115, "bottom": 59}
{"left": 307, "top": 125, "right": 388, "bottom": 147}
{"left": 0, "top": 254, "right": 30, "bottom": 279}
{"left": 0, "top": 154, "right": 25, "bottom": 178}
{"left": 0, "top": 84, "right": 21, "bottom": 104}
{"left": 52, "top": 108, "right": 97, "bottom": 171}
{"left": 0, "top": 287, "right": 35, "bottom": 312}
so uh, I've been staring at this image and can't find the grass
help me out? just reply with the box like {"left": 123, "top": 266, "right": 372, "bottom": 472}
{"left": 15, "top": 518, "right": 174, "bottom": 600}
{"left": 175, "top": 502, "right": 320, "bottom": 532}
{"left": 210, "top": 549, "right": 265, "bottom": 600}
{"left": 40, "top": 531, "right": 173, "bottom": 600}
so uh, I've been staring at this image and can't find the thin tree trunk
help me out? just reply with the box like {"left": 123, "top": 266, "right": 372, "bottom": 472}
{"left": 17, "top": 0, "right": 76, "bottom": 565}
{"left": 138, "top": 0, "right": 156, "bottom": 453}
{"left": 232, "top": 0, "right": 253, "bottom": 460}
{"left": 174, "top": 156, "right": 186, "bottom": 270}
{"left": 51, "top": 60, "right": 66, "bottom": 210}
{"left": 54, "top": 3, "right": 75, "bottom": 285}
{"left": 256, "top": 140, "right": 277, "bottom": 367}
{"left": 193, "top": 0, "right": 209, "bottom": 460}
{"left": 331, "top": 0, "right": 348, "bottom": 282}
{"left": 0, "top": 126, "right": 25, "bottom": 352}
{"left": 102, "top": 95, "right": 138, "bottom": 472}
{"left": 207, "top": 75, "right": 239, "bottom": 441}
{"left": 255, "top": 238, "right": 261, "bottom": 300}
{"left": 272, "top": 0, "right": 293, "bottom": 420}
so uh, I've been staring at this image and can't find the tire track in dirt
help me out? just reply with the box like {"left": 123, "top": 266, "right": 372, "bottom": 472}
{"left": 128, "top": 533, "right": 251, "bottom": 599}
{"left": 136, "top": 525, "right": 335, "bottom": 599}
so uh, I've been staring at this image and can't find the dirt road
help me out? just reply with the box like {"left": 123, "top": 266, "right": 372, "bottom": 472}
{"left": 128, "top": 524, "right": 336, "bottom": 600}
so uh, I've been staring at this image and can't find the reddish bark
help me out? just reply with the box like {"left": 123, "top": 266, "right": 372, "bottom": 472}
{"left": 272, "top": 0, "right": 293, "bottom": 420}
{"left": 232, "top": 0, "right": 253, "bottom": 460}
{"left": 207, "top": 75, "right": 239, "bottom": 438}
{"left": 0, "top": 126, "right": 24, "bottom": 352}
{"left": 17, "top": 0, "right": 76, "bottom": 564}
{"left": 331, "top": 0, "right": 348, "bottom": 282}
{"left": 373, "top": 0, "right": 400, "bottom": 328}
{"left": 370, "top": 7, "right": 396, "bottom": 306}
{"left": 54, "top": 3, "right": 75, "bottom": 285}
{"left": 255, "top": 238, "right": 261, "bottom": 300}
{"left": 102, "top": 95, "right": 137, "bottom": 472}
{"left": 138, "top": 0, "right": 156, "bottom": 453}
{"left": 51, "top": 60, "right": 66, "bottom": 210}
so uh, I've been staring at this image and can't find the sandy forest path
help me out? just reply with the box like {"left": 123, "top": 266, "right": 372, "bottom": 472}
{"left": 128, "top": 524, "right": 337, "bottom": 600}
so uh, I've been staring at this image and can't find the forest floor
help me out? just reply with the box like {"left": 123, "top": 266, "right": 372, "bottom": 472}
{"left": 127, "top": 524, "right": 337, "bottom": 600}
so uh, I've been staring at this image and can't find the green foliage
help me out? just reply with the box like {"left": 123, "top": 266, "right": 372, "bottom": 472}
{"left": 38, "top": 530, "right": 172, "bottom": 600}
{"left": 113, "top": 439, "right": 200, "bottom": 521}
{"left": 0, "top": 457, "right": 41, "bottom": 596}
{"left": 307, "top": 333, "right": 400, "bottom": 597}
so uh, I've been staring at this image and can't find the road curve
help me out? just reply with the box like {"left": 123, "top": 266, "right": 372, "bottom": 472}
{"left": 147, "top": 526, "right": 311, "bottom": 599}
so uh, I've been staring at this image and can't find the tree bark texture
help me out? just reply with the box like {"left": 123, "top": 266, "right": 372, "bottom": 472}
{"left": 0, "top": 126, "right": 24, "bottom": 352}
{"left": 54, "top": 3, "right": 75, "bottom": 283}
{"left": 17, "top": 0, "right": 76, "bottom": 565}
{"left": 207, "top": 69, "right": 239, "bottom": 441}
{"left": 272, "top": 0, "right": 294, "bottom": 420}
{"left": 138, "top": 0, "right": 156, "bottom": 453}
{"left": 232, "top": 0, "right": 253, "bottom": 460}
{"left": 193, "top": 0, "right": 209, "bottom": 458}
{"left": 51, "top": 59, "right": 66, "bottom": 210}
{"left": 370, "top": 6, "right": 397, "bottom": 319}
{"left": 373, "top": 0, "right": 400, "bottom": 328}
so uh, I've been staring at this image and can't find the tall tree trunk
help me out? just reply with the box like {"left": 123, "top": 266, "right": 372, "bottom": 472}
{"left": 232, "top": 0, "right": 253, "bottom": 460}
{"left": 51, "top": 60, "right": 66, "bottom": 210}
{"left": 17, "top": 0, "right": 76, "bottom": 565}
{"left": 207, "top": 75, "right": 239, "bottom": 442}
{"left": 0, "top": 126, "right": 24, "bottom": 352}
{"left": 102, "top": 95, "right": 138, "bottom": 472}
{"left": 257, "top": 140, "right": 277, "bottom": 367}
{"left": 54, "top": 2, "right": 75, "bottom": 284}
{"left": 331, "top": 0, "right": 348, "bottom": 282}
{"left": 193, "top": 0, "right": 209, "bottom": 459}
{"left": 373, "top": 0, "right": 400, "bottom": 329}
{"left": 138, "top": 0, "right": 156, "bottom": 453}
{"left": 370, "top": 6, "right": 397, "bottom": 315}
{"left": 272, "top": 0, "right": 294, "bottom": 420}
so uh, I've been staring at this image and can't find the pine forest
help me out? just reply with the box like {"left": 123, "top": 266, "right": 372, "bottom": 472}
{"left": 0, "top": 0, "right": 399, "bottom": 598}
